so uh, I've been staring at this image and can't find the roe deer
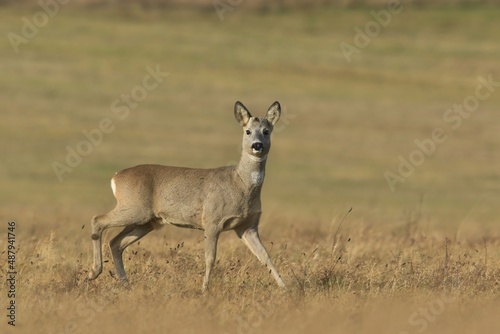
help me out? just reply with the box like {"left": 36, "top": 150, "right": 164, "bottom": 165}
{"left": 88, "top": 101, "right": 285, "bottom": 291}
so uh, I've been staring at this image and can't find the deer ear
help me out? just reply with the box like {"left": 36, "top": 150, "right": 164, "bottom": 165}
{"left": 234, "top": 101, "right": 252, "bottom": 126}
{"left": 265, "top": 101, "right": 281, "bottom": 126}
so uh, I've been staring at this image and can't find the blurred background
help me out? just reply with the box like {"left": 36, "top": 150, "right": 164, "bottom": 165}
{"left": 1, "top": 0, "right": 499, "bottom": 238}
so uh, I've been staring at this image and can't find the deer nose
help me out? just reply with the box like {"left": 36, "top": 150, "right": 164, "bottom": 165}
{"left": 251, "top": 142, "right": 263, "bottom": 151}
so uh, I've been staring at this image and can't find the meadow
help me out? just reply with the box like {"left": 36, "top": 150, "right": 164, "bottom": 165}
{"left": 1, "top": 3, "right": 499, "bottom": 333}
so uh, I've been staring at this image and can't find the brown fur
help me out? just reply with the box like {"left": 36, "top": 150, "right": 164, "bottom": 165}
{"left": 88, "top": 101, "right": 285, "bottom": 291}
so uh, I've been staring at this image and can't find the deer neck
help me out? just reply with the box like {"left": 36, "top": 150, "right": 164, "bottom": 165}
{"left": 235, "top": 153, "right": 267, "bottom": 189}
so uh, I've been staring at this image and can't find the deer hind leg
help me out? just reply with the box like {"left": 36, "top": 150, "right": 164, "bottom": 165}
{"left": 88, "top": 208, "right": 153, "bottom": 280}
{"left": 235, "top": 226, "right": 285, "bottom": 289}
{"left": 109, "top": 221, "right": 155, "bottom": 284}
{"left": 88, "top": 213, "right": 108, "bottom": 280}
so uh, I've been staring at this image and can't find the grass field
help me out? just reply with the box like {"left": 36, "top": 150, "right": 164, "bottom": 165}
{"left": 1, "top": 4, "right": 500, "bottom": 334}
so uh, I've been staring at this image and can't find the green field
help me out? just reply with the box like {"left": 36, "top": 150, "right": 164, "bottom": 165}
{"left": 1, "top": 4, "right": 499, "bottom": 334}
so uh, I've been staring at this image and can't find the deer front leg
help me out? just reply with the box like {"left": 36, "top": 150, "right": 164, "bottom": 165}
{"left": 236, "top": 224, "right": 285, "bottom": 289}
{"left": 202, "top": 226, "right": 220, "bottom": 292}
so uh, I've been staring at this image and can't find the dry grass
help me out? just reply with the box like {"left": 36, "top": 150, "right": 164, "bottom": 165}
{"left": 3, "top": 213, "right": 499, "bottom": 334}
{"left": 1, "top": 6, "right": 500, "bottom": 334}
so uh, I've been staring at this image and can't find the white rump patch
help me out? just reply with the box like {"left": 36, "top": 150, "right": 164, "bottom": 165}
{"left": 111, "top": 178, "right": 117, "bottom": 196}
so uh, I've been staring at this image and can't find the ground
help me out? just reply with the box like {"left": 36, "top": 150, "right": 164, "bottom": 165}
{"left": 0, "top": 4, "right": 499, "bottom": 334}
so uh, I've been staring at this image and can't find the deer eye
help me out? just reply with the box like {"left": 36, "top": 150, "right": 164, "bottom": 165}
{"left": 246, "top": 129, "right": 251, "bottom": 135}
{"left": 263, "top": 129, "right": 270, "bottom": 136}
